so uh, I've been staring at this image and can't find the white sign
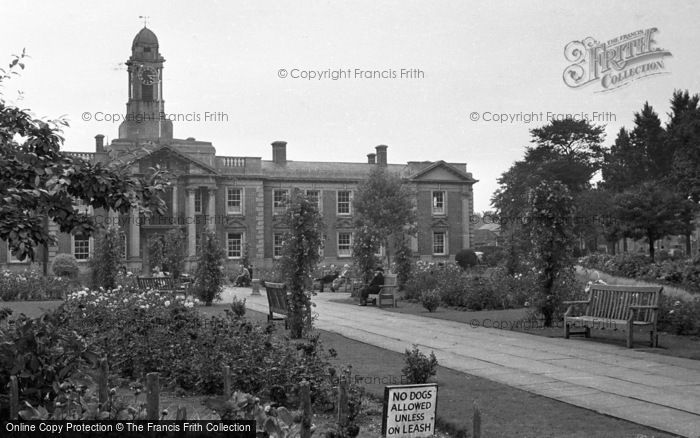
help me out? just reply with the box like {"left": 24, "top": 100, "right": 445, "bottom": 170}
{"left": 382, "top": 383, "right": 438, "bottom": 437}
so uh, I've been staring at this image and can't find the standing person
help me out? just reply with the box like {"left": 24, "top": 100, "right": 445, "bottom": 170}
{"left": 359, "top": 267, "right": 384, "bottom": 306}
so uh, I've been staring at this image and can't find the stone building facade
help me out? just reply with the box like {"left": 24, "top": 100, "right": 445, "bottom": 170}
{"left": 0, "top": 27, "right": 478, "bottom": 273}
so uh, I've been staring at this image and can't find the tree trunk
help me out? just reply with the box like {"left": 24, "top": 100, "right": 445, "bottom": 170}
{"left": 648, "top": 233, "right": 655, "bottom": 262}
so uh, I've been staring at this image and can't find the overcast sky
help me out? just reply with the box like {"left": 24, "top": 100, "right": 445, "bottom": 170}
{"left": 2, "top": 0, "right": 699, "bottom": 211}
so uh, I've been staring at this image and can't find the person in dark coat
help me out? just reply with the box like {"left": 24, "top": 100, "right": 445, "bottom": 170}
{"left": 360, "top": 267, "right": 384, "bottom": 306}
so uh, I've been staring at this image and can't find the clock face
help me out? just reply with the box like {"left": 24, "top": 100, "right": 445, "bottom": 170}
{"left": 139, "top": 67, "right": 156, "bottom": 85}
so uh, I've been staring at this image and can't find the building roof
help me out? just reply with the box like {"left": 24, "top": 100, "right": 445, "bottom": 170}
{"left": 260, "top": 161, "right": 410, "bottom": 180}
{"left": 132, "top": 27, "right": 158, "bottom": 48}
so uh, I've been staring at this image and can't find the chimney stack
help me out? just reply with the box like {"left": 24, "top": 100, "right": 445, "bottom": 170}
{"left": 95, "top": 134, "right": 105, "bottom": 153}
{"left": 375, "top": 145, "right": 388, "bottom": 166}
{"left": 367, "top": 153, "right": 376, "bottom": 164}
{"left": 271, "top": 141, "right": 287, "bottom": 164}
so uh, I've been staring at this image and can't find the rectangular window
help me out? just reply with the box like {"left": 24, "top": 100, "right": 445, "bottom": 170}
{"left": 273, "top": 233, "right": 284, "bottom": 258}
{"left": 273, "top": 189, "right": 288, "bottom": 215}
{"left": 227, "top": 187, "right": 243, "bottom": 214}
{"left": 73, "top": 235, "right": 92, "bottom": 261}
{"left": 306, "top": 190, "right": 321, "bottom": 211}
{"left": 433, "top": 231, "right": 446, "bottom": 255}
{"left": 194, "top": 190, "right": 202, "bottom": 214}
{"left": 337, "top": 232, "right": 352, "bottom": 257}
{"left": 227, "top": 232, "right": 243, "bottom": 259}
{"left": 337, "top": 190, "right": 352, "bottom": 215}
{"left": 432, "top": 191, "right": 446, "bottom": 215}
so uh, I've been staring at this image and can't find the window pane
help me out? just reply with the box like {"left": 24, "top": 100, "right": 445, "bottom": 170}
{"left": 338, "top": 232, "right": 352, "bottom": 257}
{"left": 306, "top": 190, "right": 320, "bottom": 210}
{"left": 433, "top": 232, "right": 445, "bottom": 255}
{"left": 227, "top": 233, "right": 242, "bottom": 258}
{"left": 74, "top": 236, "right": 90, "bottom": 260}
{"left": 227, "top": 188, "right": 242, "bottom": 213}
{"left": 337, "top": 191, "right": 351, "bottom": 214}
{"left": 273, "top": 190, "right": 288, "bottom": 214}
{"left": 432, "top": 191, "right": 445, "bottom": 214}
{"left": 273, "top": 233, "right": 284, "bottom": 258}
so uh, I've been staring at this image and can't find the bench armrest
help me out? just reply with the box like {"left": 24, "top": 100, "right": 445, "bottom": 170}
{"left": 628, "top": 305, "right": 659, "bottom": 309}
{"left": 562, "top": 300, "right": 590, "bottom": 305}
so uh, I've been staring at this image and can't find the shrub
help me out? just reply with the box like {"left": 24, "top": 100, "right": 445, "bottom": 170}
{"left": 402, "top": 345, "right": 438, "bottom": 384}
{"left": 394, "top": 237, "right": 413, "bottom": 290}
{"left": 229, "top": 296, "right": 246, "bottom": 318}
{"left": 194, "top": 231, "right": 226, "bottom": 306}
{"left": 0, "top": 268, "right": 73, "bottom": 301}
{"left": 419, "top": 289, "right": 440, "bottom": 312}
{"left": 455, "top": 249, "right": 478, "bottom": 269}
{"left": 89, "top": 226, "right": 124, "bottom": 290}
{"left": 403, "top": 261, "right": 440, "bottom": 300}
{"left": 162, "top": 230, "right": 186, "bottom": 279}
{"left": 658, "top": 295, "right": 700, "bottom": 336}
{"left": 52, "top": 254, "right": 79, "bottom": 278}
{"left": 478, "top": 245, "right": 505, "bottom": 267}
{"left": 56, "top": 287, "right": 335, "bottom": 397}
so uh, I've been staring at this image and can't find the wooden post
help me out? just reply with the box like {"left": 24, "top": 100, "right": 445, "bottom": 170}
{"left": 98, "top": 358, "right": 109, "bottom": 407}
{"left": 9, "top": 376, "right": 19, "bottom": 420}
{"left": 251, "top": 278, "right": 261, "bottom": 296}
{"left": 300, "top": 380, "right": 312, "bottom": 438}
{"left": 223, "top": 365, "right": 231, "bottom": 399}
{"left": 146, "top": 372, "right": 160, "bottom": 421}
{"left": 176, "top": 406, "right": 187, "bottom": 420}
{"left": 337, "top": 375, "right": 348, "bottom": 427}
{"left": 473, "top": 400, "right": 481, "bottom": 438}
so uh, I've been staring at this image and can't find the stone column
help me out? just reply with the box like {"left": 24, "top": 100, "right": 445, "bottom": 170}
{"left": 172, "top": 185, "right": 178, "bottom": 222}
{"left": 128, "top": 208, "right": 140, "bottom": 259}
{"left": 186, "top": 188, "right": 196, "bottom": 257}
{"left": 207, "top": 188, "right": 216, "bottom": 231}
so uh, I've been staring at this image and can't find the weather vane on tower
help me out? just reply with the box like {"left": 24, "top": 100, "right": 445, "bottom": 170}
{"left": 138, "top": 15, "right": 150, "bottom": 27}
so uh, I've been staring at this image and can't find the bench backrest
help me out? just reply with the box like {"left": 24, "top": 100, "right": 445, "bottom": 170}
{"left": 137, "top": 277, "right": 176, "bottom": 290}
{"left": 383, "top": 274, "right": 397, "bottom": 288}
{"left": 265, "top": 282, "right": 289, "bottom": 313}
{"left": 586, "top": 284, "right": 662, "bottom": 322}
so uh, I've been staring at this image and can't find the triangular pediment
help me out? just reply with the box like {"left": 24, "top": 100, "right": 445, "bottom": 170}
{"left": 410, "top": 161, "right": 475, "bottom": 182}
{"left": 127, "top": 144, "right": 219, "bottom": 176}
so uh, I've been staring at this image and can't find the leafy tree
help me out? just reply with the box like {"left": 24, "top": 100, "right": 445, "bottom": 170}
{"left": 393, "top": 235, "right": 413, "bottom": 290}
{"left": 353, "top": 166, "right": 415, "bottom": 267}
{"left": 89, "top": 226, "right": 124, "bottom": 289}
{"left": 613, "top": 182, "right": 695, "bottom": 261}
{"left": 162, "top": 229, "right": 186, "bottom": 279}
{"left": 630, "top": 102, "right": 668, "bottom": 180}
{"left": 194, "top": 230, "right": 226, "bottom": 306}
{"left": 147, "top": 235, "right": 165, "bottom": 273}
{"left": 278, "top": 190, "right": 324, "bottom": 338}
{"left": 667, "top": 90, "right": 700, "bottom": 255}
{"left": 351, "top": 222, "right": 380, "bottom": 285}
{"left": 0, "top": 52, "right": 168, "bottom": 261}
{"left": 492, "top": 119, "right": 604, "bottom": 268}
{"left": 525, "top": 180, "right": 576, "bottom": 327}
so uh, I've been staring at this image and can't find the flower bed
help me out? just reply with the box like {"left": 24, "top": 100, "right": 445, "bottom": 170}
{"left": 0, "top": 267, "right": 77, "bottom": 301}
{"left": 578, "top": 253, "right": 700, "bottom": 294}
{"left": 55, "top": 287, "right": 334, "bottom": 398}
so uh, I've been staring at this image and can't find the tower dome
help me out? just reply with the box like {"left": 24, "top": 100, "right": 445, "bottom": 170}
{"left": 132, "top": 27, "right": 158, "bottom": 49}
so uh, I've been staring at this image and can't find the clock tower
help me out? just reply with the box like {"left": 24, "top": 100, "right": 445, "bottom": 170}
{"left": 118, "top": 27, "right": 173, "bottom": 140}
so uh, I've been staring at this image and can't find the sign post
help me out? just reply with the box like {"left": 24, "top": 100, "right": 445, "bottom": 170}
{"left": 382, "top": 383, "right": 438, "bottom": 437}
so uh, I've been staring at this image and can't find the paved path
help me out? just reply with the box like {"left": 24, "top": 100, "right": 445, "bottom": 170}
{"left": 226, "top": 288, "right": 700, "bottom": 438}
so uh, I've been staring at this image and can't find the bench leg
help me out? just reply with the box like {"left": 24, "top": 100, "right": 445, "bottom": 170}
{"left": 650, "top": 330, "right": 658, "bottom": 348}
{"left": 584, "top": 327, "right": 590, "bottom": 338}
{"left": 565, "top": 323, "right": 570, "bottom": 339}
{"left": 626, "top": 319, "right": 633, "bottom": 348}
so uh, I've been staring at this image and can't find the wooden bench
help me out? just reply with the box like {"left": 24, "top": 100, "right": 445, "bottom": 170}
{"left": 264, "top": 282, "right": 289, "bottom": 328}
{"left": 368, "top": 274, "right": 398, "bottom": 308}
{"left": 137, "top": 277, "right": 190, "bottom": 297}
{"left": 563, "top": 284, "right": 663, "bottom": 348}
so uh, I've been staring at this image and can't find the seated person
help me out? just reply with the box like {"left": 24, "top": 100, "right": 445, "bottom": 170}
{"left": 315, "top": 269, "right": 339, "bottom": 292}
{"left": 152, "top": 267, "right": 165, "bottom": 277}
{"left": 234, "top": 266, "right": 251, "bottom": 287}
{"left": 359, "top": 267, "right": 384, "bottom": 306}
{"left": 331, "top": 264, "right": 351, "bottom": 292}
